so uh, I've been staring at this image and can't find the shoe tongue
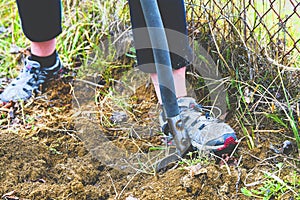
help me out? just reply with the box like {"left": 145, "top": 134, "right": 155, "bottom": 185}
{"left": 177, "top": 97, "right": 197, "bottom": 110}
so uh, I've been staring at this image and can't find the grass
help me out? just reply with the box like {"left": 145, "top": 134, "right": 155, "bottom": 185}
{"left": 185, "top": 0, "right": 300, "bottom": 151}
{"left": 241, "top": 164, "right": 300, "bottom": 199}
{"left": 186, "top": 0, "right": 300, "bottom": 64}
{"left": 0, "top": 0, "right": 130, "bottom": 73}
{"left": 184, "top": 1, "right": 299, "bottom": 198}
{"left": 0, "top": 1, "right": 26, "bottom": 76}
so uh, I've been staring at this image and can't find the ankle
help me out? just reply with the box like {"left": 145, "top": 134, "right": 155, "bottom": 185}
{"left": 172, "top": 67, "right": 187, "bottom": 98}
{"left": 151, "top": 67, "right": 187, "bottom": 104}
{"left": 30, "top": 50, "right": 57, "bottom": 68}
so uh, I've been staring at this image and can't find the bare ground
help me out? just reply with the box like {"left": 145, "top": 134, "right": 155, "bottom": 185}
{"left": 0, "top": 65, "right": 299, "bottom": 200}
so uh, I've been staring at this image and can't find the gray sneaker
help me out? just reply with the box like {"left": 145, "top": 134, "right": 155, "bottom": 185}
{"left": 0, "top": 55, "right": 64, "bottom": 102}
{"left": 161, "top": 97, "right": 238, "bottom": 154}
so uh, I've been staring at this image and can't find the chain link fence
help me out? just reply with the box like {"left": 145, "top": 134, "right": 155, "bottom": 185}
{"left": 186, "top": 0, "right": 299, "bottom": 67}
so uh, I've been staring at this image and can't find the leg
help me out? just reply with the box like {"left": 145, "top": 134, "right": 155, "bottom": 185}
{"left": 16, "top": 0, "right": 62, "bottom": 42}
{"left": 0, "top": 0, "right": 63, "bottom": 102}
{"left": 16, "top": 0, "right": 62, "bottom": 67}
{"left": 128, "top": 0, "right": 191, "bottom": 103}
{"left": 128, "top": 0, "right": 238, "bottom": 154}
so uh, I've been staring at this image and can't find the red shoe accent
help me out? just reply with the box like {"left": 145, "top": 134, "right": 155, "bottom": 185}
{"left": 217, "top": 136, "right": 238, "bottom": 151}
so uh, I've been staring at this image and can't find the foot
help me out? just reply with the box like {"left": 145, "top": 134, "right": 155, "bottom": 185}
{"left": 0, "top": 55, "right": 63, "bottom": 102}
{"left": 160, "top": 97, "right": 238, "bottom": 154}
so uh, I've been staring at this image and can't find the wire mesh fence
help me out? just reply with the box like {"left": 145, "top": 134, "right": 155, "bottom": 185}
{"left": 186, "top": 0, "right": 300, "bottom": 66}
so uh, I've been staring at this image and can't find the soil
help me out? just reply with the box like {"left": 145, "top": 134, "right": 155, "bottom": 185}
{"left": 0, "top": 65, "right": 299, "bottom": 200}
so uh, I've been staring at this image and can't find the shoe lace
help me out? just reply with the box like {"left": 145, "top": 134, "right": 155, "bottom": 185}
{"left": 185, "top": 102, "right": 222, "bottom": 119}
{"left": 27, "top": 62, "right": 59, "bottom": 86}
{"left": 201, "top": 106, "right": 222, "bottom": 119}
{"left": 24, "top": 62, "right": 52, "bottom": 89}
{"left": 162, "top": 103, "right": 222, "bottom": 139}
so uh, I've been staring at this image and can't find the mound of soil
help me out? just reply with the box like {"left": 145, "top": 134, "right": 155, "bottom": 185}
{"left": 0, "top": 70, "right": 299, "bottom": 200}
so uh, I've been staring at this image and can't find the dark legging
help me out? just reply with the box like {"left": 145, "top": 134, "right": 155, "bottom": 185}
{"left": 16, "top": 0, "right": 62, "bottom": 42}
{"left": 128, "top": 0, "right": 192, "bottom": 73}
{"left": 16, "top": 0, "right": 191, "bottom": 73}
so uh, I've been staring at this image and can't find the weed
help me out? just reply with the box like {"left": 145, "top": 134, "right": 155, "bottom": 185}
{"left": 178, "top": 151, "right": 211, "bottom": 167}
{"left": 242, "top": 168, "right": 300, "bottom": 199}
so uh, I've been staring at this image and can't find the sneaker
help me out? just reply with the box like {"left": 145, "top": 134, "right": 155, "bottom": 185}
{"left": 160, "top": 97, "right": 238, "bottom": 154}
{"left": 0, "top": 55, "right": 63, "bottom": 102}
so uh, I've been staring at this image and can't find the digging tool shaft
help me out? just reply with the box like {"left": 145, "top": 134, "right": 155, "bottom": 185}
{"left": 139, "top": 0, "right": 191, "bottom": 157}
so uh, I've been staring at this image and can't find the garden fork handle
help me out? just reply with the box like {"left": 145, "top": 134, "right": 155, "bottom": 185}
{"left": 139, "top": 0, "right": 191, "bottom": 157}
